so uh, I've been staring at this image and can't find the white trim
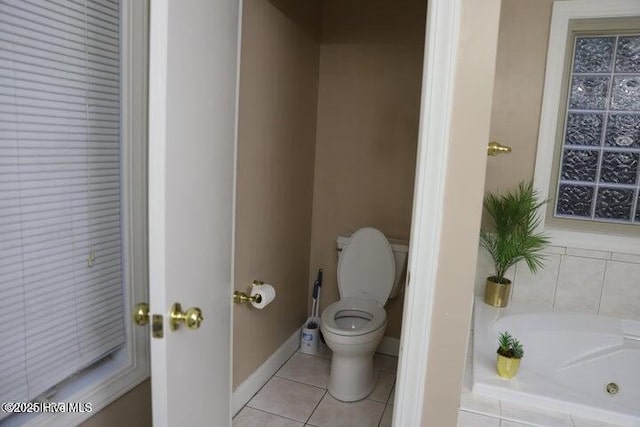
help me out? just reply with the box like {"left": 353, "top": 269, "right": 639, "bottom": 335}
{"left": 9, "top": 2, "right": 151, "bottom": 426}
{"left": 147, "top": 0, "right": 169, "bottom": 424}
{"left": 231, "top": 328, "right": 301, "bottom": 416}
{"left": 393, "top": 0, "right": 461, "bottom": 425}
{"left": 533, "top": 0, "right": 640, "bottom": 255}
{"left": 377, "top": 337, "right": 400, "bottom": 357}
{"left": 229, "top": 0, "right": 244, "bottom": 419}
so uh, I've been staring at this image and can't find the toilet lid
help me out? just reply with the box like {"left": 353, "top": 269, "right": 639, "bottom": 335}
{"left": 337, "top": 227, "right": 395, "bottom": 305}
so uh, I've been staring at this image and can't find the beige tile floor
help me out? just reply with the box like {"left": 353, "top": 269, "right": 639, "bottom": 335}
{"left": 233, "top": 345, "right": 397, "bottom": 427}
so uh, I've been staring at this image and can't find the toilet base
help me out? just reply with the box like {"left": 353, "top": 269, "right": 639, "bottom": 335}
{"left": 327, "top": 352, "right": 378, "bottom": 402}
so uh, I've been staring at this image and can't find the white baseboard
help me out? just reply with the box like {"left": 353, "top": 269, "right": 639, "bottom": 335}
{"left": 377, "top": 336, "right": 400, "bottom": 357}
{"left": 232, "top": 327, "right": 301, "bottom": 416}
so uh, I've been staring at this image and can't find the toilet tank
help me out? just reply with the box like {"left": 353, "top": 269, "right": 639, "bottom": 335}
{"left": 336, "top": 234, "right": 409, "bottom": 299}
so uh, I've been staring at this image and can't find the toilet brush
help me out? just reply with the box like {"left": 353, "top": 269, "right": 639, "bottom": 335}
{"left": 301, "top": 269, "right": 323, "bottom": 354}
{"left": 312, "top": 269, "right": 322, "bottom": 317}
{"left": 312, "top": 269, "right": 325, "bottom": 344}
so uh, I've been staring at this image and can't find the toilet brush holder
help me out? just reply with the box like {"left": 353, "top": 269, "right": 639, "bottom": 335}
{"left": 300, "top": 317, "right": 320, "bottom": 355}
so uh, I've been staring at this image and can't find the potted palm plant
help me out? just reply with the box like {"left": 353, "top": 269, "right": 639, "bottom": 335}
{"left": 480, "top": 181, "right": 549, "bottom": 307}
{"left": 496, "top": 331, "right": 523, "bottom": 379}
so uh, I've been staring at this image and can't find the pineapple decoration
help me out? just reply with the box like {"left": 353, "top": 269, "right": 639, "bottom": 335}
{"left": 496, "top": 331, "right": 523, "bottom": 379}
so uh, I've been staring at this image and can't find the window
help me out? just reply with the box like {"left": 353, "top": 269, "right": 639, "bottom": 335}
{"left": 0, "top": 0, "right": 125, "bottom": 409}
{"left": 555, "top": 34, "right": 640, "bottom": 224}
{"left": 534, "top": 1, "right": 640, "bottom": 254}
{"left": 0, "top": 1, "right": 148, "bottom": 425}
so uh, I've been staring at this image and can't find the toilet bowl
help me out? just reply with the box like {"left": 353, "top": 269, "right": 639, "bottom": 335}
{"left": 320, "top": 227, "right": 408, "bottom": 402}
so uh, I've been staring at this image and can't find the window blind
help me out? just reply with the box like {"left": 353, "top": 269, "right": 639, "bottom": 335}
{"left": 0, "top": 0, "right": 125, "bottom": 408}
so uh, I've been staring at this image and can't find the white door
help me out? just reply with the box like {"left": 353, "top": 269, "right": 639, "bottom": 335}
{"left": 147, "top": 0, "right": 240, "bottom": 426}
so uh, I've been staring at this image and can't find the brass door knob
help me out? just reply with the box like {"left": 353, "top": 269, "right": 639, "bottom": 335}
{"left": 169, "top": 303, "right": 204, "bottom": 331}
{"left": 133, "top": 302, "right": 150, "bottom": 326}
{"left": 487, "top": 141, "right": 512, "bottom": 156}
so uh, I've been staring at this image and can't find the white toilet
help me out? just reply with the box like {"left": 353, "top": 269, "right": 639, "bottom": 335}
{"left": 320, "top": 227, "right": 409, "bottom": 402}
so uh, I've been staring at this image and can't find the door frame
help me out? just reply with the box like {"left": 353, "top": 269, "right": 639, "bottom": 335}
{"left": 393, "top": 0, "right": 463, "bottom": 424}
{"left": 147, "top": 0, "right": 495, "bottom": 424}
{"left": 394, "top": 0, "right": 501, "bottom": 425}
{"left": 392, "top": 0, "right": 460, "bottom": 423}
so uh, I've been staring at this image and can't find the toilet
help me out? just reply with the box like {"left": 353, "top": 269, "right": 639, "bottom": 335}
{"left": 320, "top": 227, "right": 409, "bottom": 402}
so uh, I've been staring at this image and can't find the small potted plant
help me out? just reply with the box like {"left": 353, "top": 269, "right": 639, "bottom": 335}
{"left": 496, "top": 331, "right": 523, "bottom": 379}
{"left": 480, "top": 180, "right": 549, "bottom": 307}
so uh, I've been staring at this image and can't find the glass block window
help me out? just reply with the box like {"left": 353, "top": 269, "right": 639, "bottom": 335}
{"left": 555, "top": 35, "right": 640, "bottom": 223}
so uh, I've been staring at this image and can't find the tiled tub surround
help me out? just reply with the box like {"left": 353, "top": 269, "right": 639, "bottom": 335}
{"left": 233, "top": 345, "right": 397, "bottom": 427}
{"left": 471, "top": 300, "right": 640, "bottom": 426}
{"left": 474, "top": 245, "right": 640, "bottom": 321}
{"left": 468, "top": 245, "right": 640, "bottom": 426}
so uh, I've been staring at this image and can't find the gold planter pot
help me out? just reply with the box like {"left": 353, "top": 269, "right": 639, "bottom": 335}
{"left": 484, "top": 277, "right": 512, "bottom": 308}
{"left": 496, "top": 354, "right": 521, "bottom": 379}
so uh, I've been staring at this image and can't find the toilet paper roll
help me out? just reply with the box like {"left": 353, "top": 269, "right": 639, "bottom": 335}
{"left": 250, "top": 283, "right": 275, "bottom": 309}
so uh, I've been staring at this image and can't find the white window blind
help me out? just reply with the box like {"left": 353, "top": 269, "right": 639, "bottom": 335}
{"left": 0, "top": 0, "right": 125, "bottom": 409}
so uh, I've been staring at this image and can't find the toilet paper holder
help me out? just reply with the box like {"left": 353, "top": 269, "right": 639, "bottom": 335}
{"left": 233, "top": 280, "right": 264, "bottom": 304}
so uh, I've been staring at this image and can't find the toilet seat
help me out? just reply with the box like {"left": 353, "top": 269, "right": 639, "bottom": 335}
{"left": 337, "top": 227, "right": 395, "bottom": 306}
{"left": 321, "top": 297, "right": 386, "bottom": 337}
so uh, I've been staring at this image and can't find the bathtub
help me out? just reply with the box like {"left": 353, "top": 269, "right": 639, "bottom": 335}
{"left": 472, "top": 299, "right": 640, "bottom": 426}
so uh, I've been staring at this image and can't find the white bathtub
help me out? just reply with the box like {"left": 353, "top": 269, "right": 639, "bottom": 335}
{"left": 472, "top": 299, "right": 640, "bottom": 426}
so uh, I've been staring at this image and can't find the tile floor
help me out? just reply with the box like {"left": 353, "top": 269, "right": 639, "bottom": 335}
{"left": 235, "top": 333, "right": 624, "bottom": 427}
{"left": 233, "top": 344, "right": 397, "bottom": 427}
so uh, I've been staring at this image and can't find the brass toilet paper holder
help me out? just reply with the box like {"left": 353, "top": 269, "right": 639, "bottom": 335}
{"left": 233, "top": 280, "right": 263, "bottom": 304}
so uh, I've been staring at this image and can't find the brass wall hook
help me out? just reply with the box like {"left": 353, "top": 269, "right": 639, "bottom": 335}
{"left": 487, "top": 141, "right": 512, "bottom": 156}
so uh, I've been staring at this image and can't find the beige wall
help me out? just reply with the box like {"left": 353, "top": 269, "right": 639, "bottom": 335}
{"left": 80, "top": 380, "right": 151, "bottom": 427}
{"left": 431, "top": 0, "right": 557, "bottom": 424}
{"left": 485, "top": 0, "right": 554, "bottom": 193}
{"left": 479, "top": 1, "right": 556, "bottom": 280}
{"left": 232, "top": 0, "right": 321, "bottom": 388}
{"left": 479, "top": 0, "right": 640, "bottom": 313}
{"left": 420, "top": 0, "right": 502, "bottom": 425}
{"left": 307, "top": 0, "right": 426, "bottom": 339}
{"left": 267, "top": 0, "right": 322, "bottom": 39}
